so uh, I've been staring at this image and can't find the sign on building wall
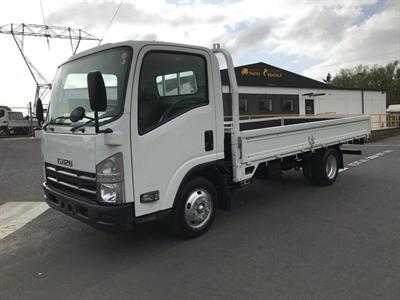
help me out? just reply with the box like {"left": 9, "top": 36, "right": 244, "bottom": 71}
{"left": 241, "top": 67, "right": 282, "bottom": 78}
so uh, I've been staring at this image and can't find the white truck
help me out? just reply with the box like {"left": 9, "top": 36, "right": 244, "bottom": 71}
{"left": 38, "top": 41, "right": 371, "bottom": 238}
{"left": 0, "top": 106, "right": 36, "bottom": 136}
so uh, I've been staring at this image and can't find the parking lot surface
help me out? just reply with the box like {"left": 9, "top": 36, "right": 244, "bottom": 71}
{"left": 1, "top": 135, "right": 400, "bottom": 299}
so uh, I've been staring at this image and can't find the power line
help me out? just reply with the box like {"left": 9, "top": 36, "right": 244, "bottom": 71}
{"left": 39, "top": 0, "right": 46, "bottom": 25}
{"left": 100, "top": 0, "right": 124, "bottom": 44}
{"left": 0, "top": 23, "right": 100, "bottom": 106}
{"left": 39, "top": 0, "right": 50, "bottom": 50}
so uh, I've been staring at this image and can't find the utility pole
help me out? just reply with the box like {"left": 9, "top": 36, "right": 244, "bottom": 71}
{"left": 0, "top": 23, "right": 100, "bottom": 108}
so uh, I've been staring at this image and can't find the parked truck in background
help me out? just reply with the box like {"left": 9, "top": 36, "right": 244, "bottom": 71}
{"left": 38, "top": 41, "right": 371, "bottom": 238}
{"left": 0, "top": 105, "right": 37, "bottom": 136}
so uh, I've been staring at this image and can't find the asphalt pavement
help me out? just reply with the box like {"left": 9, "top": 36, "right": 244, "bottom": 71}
{"left": 1, "top": 135, "right": 400, "bottom": 299}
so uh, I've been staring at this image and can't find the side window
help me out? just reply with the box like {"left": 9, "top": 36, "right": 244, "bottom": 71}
{"left": 281, "top": 98, "right": 294, "bottom": 113}
{"left": 0, "top": 109, "right": 5, "bottom": 118}
{"left": 239, "top": 98, "right": 248, "bottom": 113}
{"left": 138, "top": 51, "right": 208, "bottom": 134}
{"left": 259, "top": 98, "right": 273, "bottom": 113}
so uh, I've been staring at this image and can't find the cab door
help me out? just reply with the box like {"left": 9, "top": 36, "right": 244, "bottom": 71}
{"left": 131, "top": 46, "right": 218, "bottom": 217}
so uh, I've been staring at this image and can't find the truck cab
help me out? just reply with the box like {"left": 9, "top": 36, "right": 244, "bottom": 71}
{"left": 0, "top": 106, "right": 12, "bottom": 136}
{"left": 0, "top": 106, "right": 35, "bottom": 136}
{"left": 41, "top": 41, "right": 225, "bottom": 238}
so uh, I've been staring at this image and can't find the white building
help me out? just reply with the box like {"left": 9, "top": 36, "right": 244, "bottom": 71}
{"left": 221, "top": 62, "right": 386, "bottom": 128}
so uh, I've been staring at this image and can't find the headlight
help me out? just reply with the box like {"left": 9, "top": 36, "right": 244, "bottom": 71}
{"left": 96, "top": 153, "right": 125, "bottom": 204}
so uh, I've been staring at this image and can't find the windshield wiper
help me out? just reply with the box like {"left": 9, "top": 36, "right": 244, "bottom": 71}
{"left": 70, "top": 119, "right": 94, "bottom": 133}
{"left": 49, "top": 116, "right": 70, "bottom": 124}
{"left": 70, "top": 115, "right": 113, "bottom": 133}
{"left": 43, "top": 115, "right": 70, "bottom": 130}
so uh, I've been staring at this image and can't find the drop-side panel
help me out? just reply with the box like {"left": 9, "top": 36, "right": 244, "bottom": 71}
{"left": 240, "top": 115, "right": 370, "bottom": 164}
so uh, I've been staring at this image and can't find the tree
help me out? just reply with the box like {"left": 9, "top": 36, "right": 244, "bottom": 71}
{"left": 330, "top": 61, "right": 400, "bottom": 106}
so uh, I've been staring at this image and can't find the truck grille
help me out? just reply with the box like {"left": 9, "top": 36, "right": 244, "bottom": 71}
{"left": 45, "top": 163, "right": 97, "bottom": 202}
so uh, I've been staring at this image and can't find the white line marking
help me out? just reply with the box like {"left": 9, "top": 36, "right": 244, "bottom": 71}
{"left": 0, "top": 202, "right": 49, "bottom": 240}
{"left": 357, "top": 144, "right": 400, "bottom": 147}
{"left": 343, "top": 149, "right": 393, "bottom": 172}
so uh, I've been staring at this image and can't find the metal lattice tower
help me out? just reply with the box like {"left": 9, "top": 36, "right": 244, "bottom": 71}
{"left": 0, "top": 23, "right": 101, "bottom": 105}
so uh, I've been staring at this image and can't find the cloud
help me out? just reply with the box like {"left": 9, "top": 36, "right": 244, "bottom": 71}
{"left": 214, "top": 19, "right": 274, "bottom": 57}
{"left": 46, "top": 2, "right": 164, "bottom": 31}
{"left": 45, "top": 0, "right": 394, "bottom": 69}
{"left": 302, "top": 0, "right": 400, "bottom": 80}
{"left": 0, "top": 0, "right": 398, "bottom": 109}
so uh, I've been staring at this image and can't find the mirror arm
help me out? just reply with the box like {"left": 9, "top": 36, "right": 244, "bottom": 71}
{"left": 94, "top": 111, "right": 99, "bottom": 134}
{"left": 93, "top": 111, "right": 113, "bottom": 134}
{"left": 98, "top": 128, "right": 113, "bottom": 134}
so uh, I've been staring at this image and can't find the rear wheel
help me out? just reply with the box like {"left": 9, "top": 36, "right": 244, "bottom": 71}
{"left": 172, "top": 177, "right": 217, "bottom": 239}
{"left": 303, "top": 148, "right": 339, "bottom": 186}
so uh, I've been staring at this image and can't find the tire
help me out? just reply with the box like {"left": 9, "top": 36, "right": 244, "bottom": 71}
{"left": 313, "top": 148, "right": 339, "bottom": 186}
{"left": 0, "top": 126, "right": 9, "bottom": 137}
{"left": 171, "top": 176, "right": 217, "bottom": 239}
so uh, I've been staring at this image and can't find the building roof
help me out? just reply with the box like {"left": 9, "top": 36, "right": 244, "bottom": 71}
{"left": 220, "top": 62, "right": 384, "bottom": 91}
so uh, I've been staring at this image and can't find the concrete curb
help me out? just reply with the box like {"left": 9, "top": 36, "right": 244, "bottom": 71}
{"left": 369, "top": 128, "right": 400, "bottom": 142}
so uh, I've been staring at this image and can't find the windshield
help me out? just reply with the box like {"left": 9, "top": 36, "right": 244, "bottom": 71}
{"left": 48, "top": 47, "right": 132, "bottom": 126}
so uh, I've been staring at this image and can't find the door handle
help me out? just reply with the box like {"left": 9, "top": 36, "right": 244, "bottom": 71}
{"left": 204, "top": 130, "right": 214, "bottom": 152}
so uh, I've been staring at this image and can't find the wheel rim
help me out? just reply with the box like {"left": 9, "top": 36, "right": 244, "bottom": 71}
{"left": 326, "top": 154, "right": 338, "bottom": 179}
{"left": 184, "top": 188, "right": 213, "bottom": 230}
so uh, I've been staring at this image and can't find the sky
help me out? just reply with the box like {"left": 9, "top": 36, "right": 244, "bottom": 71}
{"left": 0, "top": 0, "right": 399, "bottom": 111}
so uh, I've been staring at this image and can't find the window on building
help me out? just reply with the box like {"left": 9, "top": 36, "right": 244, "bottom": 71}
{"left": 239, "top": 98, "right": 248, "bottom": 113}
{"left": 281, "top": 98, "right": 294, "bottom": 113}
{"left": 259, "top": 98, "right": 273, "bottom": 113}
{"left": 0, "top": 109, "right": 5, "bottom": 118}
{"left": 138, "top": 51, "right": 208, "bottom": 134}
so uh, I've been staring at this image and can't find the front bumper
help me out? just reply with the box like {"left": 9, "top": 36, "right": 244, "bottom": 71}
{"left": 43, "top": 183, "right": 134, "bottom": 232}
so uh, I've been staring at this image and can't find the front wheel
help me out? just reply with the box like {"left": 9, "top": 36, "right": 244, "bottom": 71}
{"left": 172, "top": 177, "right": 217, "bottom": 239}
{"left": 0, "top": 126, "right": 9, "bottom": 137}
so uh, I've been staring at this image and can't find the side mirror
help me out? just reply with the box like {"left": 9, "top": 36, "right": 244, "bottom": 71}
{"left": 36, "top": 98, "right": 44, "bottom": 124}
{"left": 87, "top": 71, "right": 107, "bottom": 112}
{"left": 70, "top": 106, "right": 86, "bottom": 122}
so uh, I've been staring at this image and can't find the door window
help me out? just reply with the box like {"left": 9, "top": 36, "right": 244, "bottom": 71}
{"left": 0, "top": 110, "right": 4, "bottom": 118}
{"left": 156, "top": 71, "right": 197, "bottom": 96}
{"left": 138, "top": 51, "right": 208, "bottom": 134}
